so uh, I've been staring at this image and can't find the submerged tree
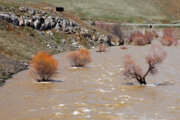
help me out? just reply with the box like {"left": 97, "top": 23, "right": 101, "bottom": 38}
{"left": 123, "top": 45, "right": 167, "bottom": 84}
{"left": 31, "top": 52, "right": 58, "bottom": 82}
{"left": 67, "top": 49, "right": 92, "bottom": 67}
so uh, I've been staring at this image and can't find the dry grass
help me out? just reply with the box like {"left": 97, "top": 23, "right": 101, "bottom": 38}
{"left": 2, "top": 0, "right": 179, "bottom": 23}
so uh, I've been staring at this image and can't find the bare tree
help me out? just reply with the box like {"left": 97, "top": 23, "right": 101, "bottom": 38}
{"left": 123, "top": 45, "right": 167, "bottom": 84}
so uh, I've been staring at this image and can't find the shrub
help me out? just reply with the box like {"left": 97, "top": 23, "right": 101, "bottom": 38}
{"left": 161, "top": 28, "right": 178, "bottom": 46}
{"left": 67, "top": 49, "right": 92, "bottom": 67}
{"left": 133, "top": 32, "right": 146, "bottom": 45}
{"left": 123, "top": 45, "right": 167, "bottom": 84}
{"left": 161, "top": 36, "right": 174, "bottom": 46}
{"left": 144, "top": 31, "right": 155, "bottom": 44}
{"left": 96, "top": 43, "right": 106, "bottom": 52}
{"left": 127, "top": 30, "right": 157, "bottom": 45}
{"left": 31, "top": 52, "right": 58, "bottom": 82}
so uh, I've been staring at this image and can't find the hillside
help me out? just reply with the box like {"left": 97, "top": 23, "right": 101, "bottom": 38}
{"left": 0, "top": 2, "right": 117, "bottom": 85}
{"left": 3, "top": 0, "right": 180, "bottom": 23}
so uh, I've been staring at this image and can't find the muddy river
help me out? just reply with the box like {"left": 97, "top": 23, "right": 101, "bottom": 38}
{"left": 0, "top": 45, "right": 180, "bottom": 120}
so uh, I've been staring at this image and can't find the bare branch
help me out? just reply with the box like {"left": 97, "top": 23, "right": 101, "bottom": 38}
{"left": 123, "top": 44, "right": 167, "bottom": 85}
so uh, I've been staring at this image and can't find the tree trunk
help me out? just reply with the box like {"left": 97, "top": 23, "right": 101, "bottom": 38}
{"left": 137, "top": 78, "right": 147, "bottom": 85}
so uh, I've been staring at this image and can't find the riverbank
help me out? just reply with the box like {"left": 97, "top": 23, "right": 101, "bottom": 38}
{"left": 0, "top": 2, "right": 118, "bottom": 86}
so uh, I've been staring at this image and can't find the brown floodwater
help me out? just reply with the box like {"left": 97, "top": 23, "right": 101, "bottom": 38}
{"left": 0, "top": 44, "right": 180, "bottom": 120}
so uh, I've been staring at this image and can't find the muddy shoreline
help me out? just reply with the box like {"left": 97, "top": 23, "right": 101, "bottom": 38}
{"left": 0, "top": 65, "right": 28, "bottom": 86}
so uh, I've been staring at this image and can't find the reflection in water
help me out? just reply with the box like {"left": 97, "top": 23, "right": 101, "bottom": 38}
{"left": 0, "top": 45, "right": 180, "bottom": 120}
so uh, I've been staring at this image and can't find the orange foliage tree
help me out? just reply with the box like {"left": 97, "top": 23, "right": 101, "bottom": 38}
{"left": 31, "top": 52, "right": 58, "bottom": 82}
{"left": 67, "top": 49, "right": 92, "bottom": 67}
{"left": 123, "top": 45, "right": 167, "bottom": 84}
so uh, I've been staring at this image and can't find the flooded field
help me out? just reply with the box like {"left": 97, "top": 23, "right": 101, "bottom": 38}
{"left": 0, "top": 45, "right": 180, "bottom": 120}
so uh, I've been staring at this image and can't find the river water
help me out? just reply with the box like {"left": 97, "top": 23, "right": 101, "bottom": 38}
{"left": 0, "top": 45, "right": 180, "bottom": 120}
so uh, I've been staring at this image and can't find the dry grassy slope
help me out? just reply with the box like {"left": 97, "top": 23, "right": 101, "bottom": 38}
{"left": 0, "top": 13, "right": 87, "bottom": 85}
{"left": 153, "top": 0, "right": 180, "bottom": 20}
{"left": 0, "top": 19, "right": 57, "bottom": 84}
{"left": 0, "top": 2, "right": 111, "bottom": 85}
{"left": 3, "top": 0, "right": 180, "bottom": 23}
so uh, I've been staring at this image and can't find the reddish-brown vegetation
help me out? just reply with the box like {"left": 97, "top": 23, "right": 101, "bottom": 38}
{"left": 67, "top": 49, "right": 92, "bottom": 67}
{"left": 123, "top": 45, "right": 167, "bottom": 84}
{"left": 126, "top": 30, "right": 157, "bottom": 45}
{"left": 132, "top": 31, "right": 157, "bottom": 45}
{"left": 31, "top": 52, "right": 58, "bottom": 82}
{"left": 96, "top": 43, "right": 106, "bottom": 52}
{"left": 144, "top": 31, "right": 157, "bottom": 44}
{"left": 161, "top": 28, "right": 178, "bottom": 46}
{"left": 133, "top": 32, "right": 146, "bottom": 45}
{"left": 161, "top": 36, "right": 174, "bottom": 46}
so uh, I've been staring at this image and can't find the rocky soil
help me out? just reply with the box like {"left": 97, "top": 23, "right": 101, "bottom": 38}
{"left": 0, "top": 5, "right": 118, "bottom": 46}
